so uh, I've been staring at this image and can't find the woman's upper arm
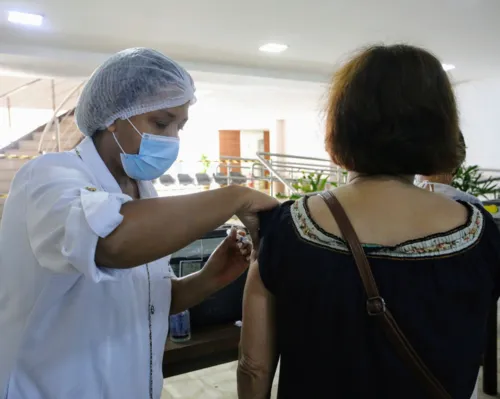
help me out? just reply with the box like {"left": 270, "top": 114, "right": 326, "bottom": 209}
{"left": 240, "top": 260, "right": 278, "bottom": 373}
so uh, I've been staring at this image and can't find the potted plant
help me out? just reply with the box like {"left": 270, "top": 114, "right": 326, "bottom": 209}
{"left": 276, "top": 171, "right": 337, "bottom": 201}
{"left": 452, "top": 165, "right": 500, "bottom": 199}
{"left": 200, "top": 154, "right": 211, "bottom": 174}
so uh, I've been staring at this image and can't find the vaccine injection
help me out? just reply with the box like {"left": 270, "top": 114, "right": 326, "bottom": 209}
{"left": 226, "top": 228, "right": 250, "bottom": 244}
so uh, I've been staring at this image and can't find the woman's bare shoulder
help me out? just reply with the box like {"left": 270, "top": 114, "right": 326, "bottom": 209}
{"left": 307, "top": 187, "right": 470, "bottom": 246}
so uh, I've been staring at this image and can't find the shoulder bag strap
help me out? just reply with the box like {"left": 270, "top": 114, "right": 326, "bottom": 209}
{"left": 319, "top": 191, "right": 452, "bottom": 399}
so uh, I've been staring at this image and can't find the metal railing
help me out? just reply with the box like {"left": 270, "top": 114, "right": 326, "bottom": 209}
{"left": 37, "top": 81, "right": 85, "bottom": 153}
{"left": 213, "top": 156, "right": 261, "bottom": 186}
{"left": 0, "top": 78, "right": 84, "bottom": 153}
{"left": 0, "top": 79, "right": 43, "bottom": 132}
{"left": 254, "top": 152, "right": 346, "bottom": 196}
{"left": 1, "top": 79, "right": 56, "bottom": 136}
{"left": 166, "top": 153, "right": 347, "bottom": 197}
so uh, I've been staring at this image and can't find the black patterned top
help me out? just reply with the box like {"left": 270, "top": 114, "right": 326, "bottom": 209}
{"left": 258, "top": 197, "right": 500, "bottom": 399}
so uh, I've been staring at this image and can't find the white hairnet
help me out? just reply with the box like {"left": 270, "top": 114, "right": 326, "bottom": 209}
{"left": 75, "top": 48, "right": 196, "bottom": 137}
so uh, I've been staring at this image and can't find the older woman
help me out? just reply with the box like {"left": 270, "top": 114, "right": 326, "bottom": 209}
{"left": 0, "top": 48, "right": 277, "bottom": 399}
{"left": 238, "top": 45, "right": 500, "bottom": 399}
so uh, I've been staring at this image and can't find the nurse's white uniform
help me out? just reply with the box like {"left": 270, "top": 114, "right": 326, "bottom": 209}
{"left": 0, "top": 137, "right": 174, "bottom": 399}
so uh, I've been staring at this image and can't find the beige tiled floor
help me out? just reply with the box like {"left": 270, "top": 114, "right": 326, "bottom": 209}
{"left": 162, "top": 362, "right": 491, "bottom": 399}
{"left": 162, "top": 361, "right": 279, "bottom": 399}
{"left": 478, "top": 367, "right": 498, "bottom": 399}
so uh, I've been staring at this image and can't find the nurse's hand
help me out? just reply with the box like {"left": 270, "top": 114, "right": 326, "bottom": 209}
{"left": 236, "top": 189, "right": 278, "bottom": 250}
{"left": 171, "top": 228, "right": 251, "bottom": 314}
{"left": 202, "top": 227, "right": 252, "bottom": 288}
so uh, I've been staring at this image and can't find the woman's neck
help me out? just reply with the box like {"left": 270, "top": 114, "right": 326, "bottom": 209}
{"left": 347, "top": 172, "right": 415, "bottom": 185}
{"left": 92, "top": 131, "right": 134, "bottom": 188}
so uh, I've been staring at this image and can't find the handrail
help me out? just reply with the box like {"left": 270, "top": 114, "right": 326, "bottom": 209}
{"left": 255, "top": 153, "right": 297, "bottom": 194}
{"left": 257, "top": 151, "right": 332, "bottom": 163}
{"left": 38, "top": 81, "right": 85, "bottom": 153}
{"left": 0, "top": 79, "right": 42, "bottom": 99}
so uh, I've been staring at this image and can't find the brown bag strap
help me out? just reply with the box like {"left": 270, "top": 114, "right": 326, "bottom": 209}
{"left": 319, "top": 191, "right": 452, "bottom": 399}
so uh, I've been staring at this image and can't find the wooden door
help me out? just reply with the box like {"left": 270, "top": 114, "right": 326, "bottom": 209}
{"left": 219, "top": 130, "right": 241, "bottom": 174}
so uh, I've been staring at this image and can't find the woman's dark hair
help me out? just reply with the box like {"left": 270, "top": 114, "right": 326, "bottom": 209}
{"left": 325, "top": 44, "right": 461, "bottom": 176}
{"left": 457, "top": 130, "right": 466, "bottom": 166}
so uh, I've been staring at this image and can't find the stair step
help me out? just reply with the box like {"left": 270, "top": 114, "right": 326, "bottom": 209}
{"left": 32, "top": 131, "right": 56, "bottom": 142}
{"left": 18, "top": 140, "right": 40, "bottom": 151}
{"left": 0, "top": 115, "right": 80, "bottom": 213}
{"left": 0, "top": 157, "right": 32, "bottom": 169}
{"left": 0, "top": 197, "right": 6, "bottom": 217}
{"left": 0, "top": 181, "right": 11, "bottom": 194}
{"left": 4, "top": 149, "right": 40, "bottom": 157}
{"left": 0, "top": 169, "right": 18, "bottom": 180}
{"left": 60, "top": 118, "right": 77, "bottom": 129}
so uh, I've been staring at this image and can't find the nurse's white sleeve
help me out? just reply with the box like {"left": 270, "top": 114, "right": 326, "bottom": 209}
{"left": 25, "top": 156, "right": 132, "bottom": 282}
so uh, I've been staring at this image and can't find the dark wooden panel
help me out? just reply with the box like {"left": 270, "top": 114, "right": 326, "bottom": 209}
{"left": 163, "top": 323, "right": 240, "bottom": 378}
{"left": 219, "top": 130, "right": 241, "bottom": 174}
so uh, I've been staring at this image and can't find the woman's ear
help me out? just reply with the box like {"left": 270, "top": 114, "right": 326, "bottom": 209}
{"left": 107, "top": 123, "right": 117, "bottom": 133}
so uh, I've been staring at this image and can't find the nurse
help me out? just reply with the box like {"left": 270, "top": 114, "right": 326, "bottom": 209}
{"left": 0, "top": 48, "right": 277, "bottom": 399}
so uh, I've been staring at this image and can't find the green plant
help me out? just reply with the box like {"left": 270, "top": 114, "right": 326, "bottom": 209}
{"left": 274, "top": 171, "right": 335, "bottom": 200}
{"left": 452, "top": 165, "right": 500, "bottom": 199}
{"left": 200, "top": 154, "right": 211, "bottom": 173}
{"left": 275, "top": 192, "right": 303, "bottom": 201}
{"left": 292, "top": 171, "right": 334, "bottom": 194}
{"left": 275, "top": 192, "right": 289, "bottom": 199}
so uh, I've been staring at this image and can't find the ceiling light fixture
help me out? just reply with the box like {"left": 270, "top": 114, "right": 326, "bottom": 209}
{"left": 442, "top": 64, "right": 455, "bottom": 72}
{"left": 259, "top": 43, "right": 288, "bottom": 53}
{"left": 8, "top": 11, "right": 43, "bottom": 26}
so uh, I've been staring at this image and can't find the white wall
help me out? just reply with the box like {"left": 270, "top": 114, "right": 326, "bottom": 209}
{"left": 180, "top": 77, "right": 500, "bottom": 171}
{"left": 0, "top": 74, "right": 330, "bottom": 164}
{"left": 456, "top": 79, "right": 500, "bottom": 169}
{"left": 177, "top": 99, "right": 275, "bottom": 164}
{"left": 177, "top": 94, "right": 329, "bottom": 167}
{"left": 284, "top": 111, "right": 328, "bottom": 159}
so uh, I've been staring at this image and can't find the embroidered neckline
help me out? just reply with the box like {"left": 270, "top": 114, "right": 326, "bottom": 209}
{"left": 290, "top": 196, "right": 485, "bottom": 259}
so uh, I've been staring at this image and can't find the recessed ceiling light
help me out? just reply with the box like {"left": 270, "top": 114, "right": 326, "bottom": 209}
{"left": 442, "top": 64, "right": 455, "bottom": 72}
{"left": 259, "top": 43, "right": 288, "bottom": 53}
{"left": 8, "top": 11, "right": 43, "bottom": 26}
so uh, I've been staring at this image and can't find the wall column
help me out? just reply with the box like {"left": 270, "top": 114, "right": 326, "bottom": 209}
{"left": 271, "top": 119, "right": 286, "bottom": 195}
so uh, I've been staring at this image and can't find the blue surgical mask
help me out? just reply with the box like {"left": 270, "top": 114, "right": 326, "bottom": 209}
{"left": 113, "top": 119, "right": 180, "bottom": 181}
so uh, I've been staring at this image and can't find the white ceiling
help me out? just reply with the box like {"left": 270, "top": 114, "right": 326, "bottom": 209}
{"left": 0, "top": 0, "right": 499, "bottom": 84}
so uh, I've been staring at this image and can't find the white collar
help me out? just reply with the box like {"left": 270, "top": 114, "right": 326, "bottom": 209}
{"left": 74, "top": 137, "right": 157, "bottom": 199}
{"left": 74, "top": 137, "right": 123, "bottom": 194}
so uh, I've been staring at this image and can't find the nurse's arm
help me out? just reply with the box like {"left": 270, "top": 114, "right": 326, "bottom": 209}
{"left": 237, "top": 262, "right": 279, "bottom": 399}
{"left": 25, "top": 158, "right": 275, "bottom": 279}
{"left": 170, "top": 271, "right": 217, "bottom": 315}
{"left": 96, "top": 185, "right": 256, "bottom": 268}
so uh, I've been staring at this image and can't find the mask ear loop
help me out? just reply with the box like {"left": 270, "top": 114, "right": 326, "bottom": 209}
{"left": 127, "top": 118, "right": 144, "bottom": 137}
{"left": 112, "top": 118, "right": 144, "bottom": 154}
{"left": 112, "top": 132, "right": 127, "bottom": 154}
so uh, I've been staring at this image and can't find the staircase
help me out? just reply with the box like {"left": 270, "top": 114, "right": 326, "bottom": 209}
{"left": 0, "top": 77, "right": 85, "bottom": 219}
{"left": 0, "top": 111, "right": 83, "bottom": 218}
